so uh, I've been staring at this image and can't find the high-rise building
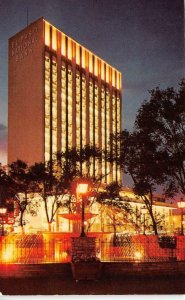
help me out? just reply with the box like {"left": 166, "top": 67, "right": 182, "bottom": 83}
{"left": 8, "top": 18, "right": 122, "bottom": 183}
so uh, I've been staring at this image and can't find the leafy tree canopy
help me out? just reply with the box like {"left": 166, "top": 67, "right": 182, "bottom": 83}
{"left": 135, "top": 78, "right": 185, "bottom": 197}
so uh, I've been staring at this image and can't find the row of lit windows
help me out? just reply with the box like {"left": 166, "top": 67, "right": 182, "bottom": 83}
{"left": 89, "top": 80, "right": 94, "bottom": 147}
{"left": 68, "top": 66, "right": 73, "bottom": 148}
{"left": 61, "top": 62, "right": 66, "bottom": 152}
{"left": 44, "top": 20, "right": 121, "bottom": 89}
{"left": 45, "top": 66, "right": 121, "bottom": 146}
{"left": 45, "top": 56, "right": 50, "bottom": 162}
{"left": 94, "top": 83, "right": 99, "bottom": 150}
{"left": 61, "top": 67, "right": 120, "bottom": 152}
{"left": 82, "top": 74, "right": 86, "bottom": 148}
{"left": 52, "top": 59, "right": 57, "bottom": 154}
{"left": 44, "top": 55, "right": 58, "bottom": 161}
{"left": 76, "top": 71, "right": 81, "bottom": 149}
{"left": 61, "top": 64, "right": 73, "bottom": 151}
{"left": 44, "top": 54, "right": 121, "bottom": 183}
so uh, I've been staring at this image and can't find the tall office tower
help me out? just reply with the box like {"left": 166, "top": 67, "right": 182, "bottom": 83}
{"left": 8, "top": 18, "right": 122, "bottom": 183}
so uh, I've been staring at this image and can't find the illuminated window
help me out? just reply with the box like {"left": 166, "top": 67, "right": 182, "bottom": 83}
{"left": 106, "top": 65, "right": 109, "bottom": 83}
{"left": 82, "top": 48, "right": 86, "bottom": 69}
{"left": 68, "top": 66, "right": 73, "bottom": 147}
{"left": 82, "top": 73, "right": 86, "bottom": 147}
{"left": 89, "top": 79, "right": 93, "bottom": 146}
{"left": 116, "top": 71, "right": 120, "bottom": 90}
{"left": 94, "top": 83, "right": 99, "bottom": 148}
{"left": 109, "top": 68, "right": 112, "bottom": 84}
{"left": 101, "top": 86, "right": 105, "bottom": 150}
{"left": 117, "top": 97, "right": 121, "bottom": 133}
{"left": 76, "top": 71, "right": 80, "bottom": 148}
{"left": 112, "top": 94, "right": 116, "bottom": 135}
{"left": 68, "top": 38, "right": 72, "bottom": 60}
{"left": 101, "top": 86, "right": 106, "bottom": 182}
{"left": 106, "top": 88, "right": 110, "bottom": 182}
{"left": 113, "top": 162, "right": 117, "bottom": 182}
{"left": 52, "top": 57, "right": 57, "bottom": 154}
{"left": 52, "top": 28, "right": 57, "bottom": 51}
{"left": 61, "top": 62, "right": 66, "bottom": 151}
{"left": 61, "top": 34, "right": 66, "bottom": 56}
{"left": 45, "top": 21, "right": 50, "bottom": 47}
{"left": 116, "top": 165, "right": 121, "bottom": 183}
{"left": 89, "top": 53, "right": 93, "bottom": 73}
{"left": 89, "top": 157, "right": 94, "bottom": 177}
{"left": 119, "top": 73, "right": 122, "bottom": 90}
{"left": 92, "top": 76, "right": 99, "bottom": 179}
{"left": 101, "top": 61, "right": 105, "bottom": 81}
{"left": 85, "top": 51, "right": 88, "bottom": 69}
{"left": 76, "top": 44, "right": 80, "bottom": 65}
{"left": 94, "top": 56, "right": 98, "bottom": 76}
{"left": 45, "top": 54, "right": 51, "bottom": 161}
{"left": 112, "top": 69, "right": 116, "bottom": 87}
{"left": 116, "top": 96, "right": 121, "bottom": 182}
{"left": 106, "top": 88, "right": 110, "bottom": 144}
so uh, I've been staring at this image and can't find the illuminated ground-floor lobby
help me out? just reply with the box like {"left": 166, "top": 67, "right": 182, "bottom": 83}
{"left": 5, "top": 188, "right": 182, "bottom": 236}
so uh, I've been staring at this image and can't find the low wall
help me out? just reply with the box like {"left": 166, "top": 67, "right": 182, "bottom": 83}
{"left": 0, "top": 261, "right": 185, "bottom": 278}
{"left": 102, "top": 261, "right": 185, "bottom": 277}
{"left": 0, "top": 263, "right": 72, "bottom": 278}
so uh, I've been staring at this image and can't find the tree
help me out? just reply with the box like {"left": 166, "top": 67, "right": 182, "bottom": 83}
{"left": 96, "top": 182, "right": 131, "bottom": 243}
{"left": 56, "top": 145, "right": 102, "bottom": 178}
{"left": 135, "top": 79, "right": 185, "bottom": 197}
{"left": 29, "top": 160, "right": 71, "bottom": 232}
{"left": 8, "top": 160, "right": 38, "bottom": 233}
{"left": 30, "top": 145, "right": 102, "bottom": 232}
{"left": 79, "top": 145, "right": 102, "bottom": 179}
{"left": 115, "top": 129, "right": 167, "bottom": 235}
{"left": 55, "top": 145, "right": 104, "bottom": 214}
{"left": 113, "top": 79, "right": 185, "bottom": 235}
{"left": 0, "top": 164, "right": 11, "bottom": 205}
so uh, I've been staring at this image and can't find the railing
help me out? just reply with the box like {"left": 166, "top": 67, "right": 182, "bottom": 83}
{"left": 99, "top": 235, "right": 185, "bottom": 262}
{"left": 0, "top": 234, "right": 71, "bottom": 264}
{"left": 0, "top": 234, "right": 185, "bottom": 264}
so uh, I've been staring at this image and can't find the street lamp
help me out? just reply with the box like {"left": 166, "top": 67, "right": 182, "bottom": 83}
{"left": 141, "top": 206, "right": 147, "bottom": 235}
{"left": 0, "top": 207, "right": 7, "bottom": 236}
{"left": 76, "top": 182, "right": 89, "bottom": 237}
{"left": 177, "top": 200, "right": 185, "bottom": 235}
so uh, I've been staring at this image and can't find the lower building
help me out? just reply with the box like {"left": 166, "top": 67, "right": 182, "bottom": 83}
{"left": 10, "top": 188, "right": 178, "bottom": 236}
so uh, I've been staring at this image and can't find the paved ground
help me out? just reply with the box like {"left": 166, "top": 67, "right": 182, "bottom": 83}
{"left": 0, "top": 274, "right": 185, "bottom": 295}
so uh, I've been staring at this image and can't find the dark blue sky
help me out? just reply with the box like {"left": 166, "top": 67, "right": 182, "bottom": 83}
{"left": 0, "top": 0, "right": 184, "bottom": 164}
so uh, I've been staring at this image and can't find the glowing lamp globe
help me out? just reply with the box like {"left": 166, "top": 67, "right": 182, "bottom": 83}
{"left": 177, "top": 201, "right": 185, "bottom": 208}
{"left": 77, "top": 183, "right": 89, "bottom": 194}
{"left": 0, "top": 207, "right": 7, "bottom": 215}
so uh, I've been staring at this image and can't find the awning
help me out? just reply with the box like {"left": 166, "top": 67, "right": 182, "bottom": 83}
{"left": 58, "top": 213, "right": 97, "bottom": 221}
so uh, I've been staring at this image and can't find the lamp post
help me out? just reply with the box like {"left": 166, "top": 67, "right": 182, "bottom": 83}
{"left": 0, "top": 207, "right": 7, "bottom": 236}
{"left": 177, "top": 200, "right": 185, "bottom": 235}
{"left": 141, "top": 207, "right": 147, "bottom": 235}
{"left": 76, "top": 183, "right": 89, "bottom": 237}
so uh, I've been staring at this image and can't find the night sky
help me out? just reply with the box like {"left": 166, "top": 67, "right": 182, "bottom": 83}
{"left": 0, "top": 0, "right": 184, "bottom": 165}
